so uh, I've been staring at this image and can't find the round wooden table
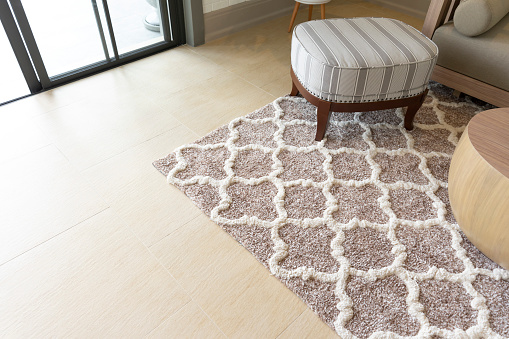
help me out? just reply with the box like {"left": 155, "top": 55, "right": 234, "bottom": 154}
{"left": 449, "top": 108, "right": 509, "bottom": 270}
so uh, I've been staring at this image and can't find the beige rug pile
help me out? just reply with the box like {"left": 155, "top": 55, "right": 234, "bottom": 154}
{"left": 154, "top": 82, "right": 509, "bottom": 338}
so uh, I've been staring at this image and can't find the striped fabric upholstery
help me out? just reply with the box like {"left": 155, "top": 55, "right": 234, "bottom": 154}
{"left": 291, "top": 18, "right": 438, "bottom": 103}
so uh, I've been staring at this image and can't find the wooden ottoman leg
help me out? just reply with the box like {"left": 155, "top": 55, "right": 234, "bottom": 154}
{"left": 404, "top": 89, "right": 428, "bottom": 130}
{"left": 321, "top": 4, "right": 325, "bottom": 19}
{"left": 308, "top": 5, "right": 313, "bottom": 20}
{"left": 290, "top": 78, "right": 300, "bottom": 96}
{"left": 288, "top": 2, "right": 300, "bottom": 33}
{"left": 315, "top": 100, "right": 331, "bottom": 141}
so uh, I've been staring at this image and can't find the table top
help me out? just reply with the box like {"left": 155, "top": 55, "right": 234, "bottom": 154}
{"left": 468, "top": 108, "right": 509, "bottom": 179}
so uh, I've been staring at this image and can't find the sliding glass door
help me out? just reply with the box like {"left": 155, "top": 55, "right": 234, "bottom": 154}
{"left": 0, "top": 20, "right": 30, "bottom": 103}
{"left": 0, "top": 0, "right": 184, "bottom": 105}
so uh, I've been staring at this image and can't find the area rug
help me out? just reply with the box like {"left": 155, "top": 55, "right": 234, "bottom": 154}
{"left": 153, "top": 82, "right": 509, "bottom": 338}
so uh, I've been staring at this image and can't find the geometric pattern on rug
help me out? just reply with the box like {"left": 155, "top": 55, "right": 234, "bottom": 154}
{"left": 154, "top": 82, "right": 509, "bottom": 338}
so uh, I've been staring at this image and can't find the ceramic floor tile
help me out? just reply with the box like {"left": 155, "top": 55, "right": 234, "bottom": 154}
{"left": 0, "top": 94, "right": 63, "bottom": 119}
{"left": 128, "top": 46, "right": 226, "bottom": 98}
{"left": 151, "top": 214, "right": 307, "bottom": 338}
{"left": 336, "top": 0, "right": 424, "bottom": 28}
{"left": 252, "top": 24, "right": 294, "bottom": 46}
{"left": 115, "top": 184, "right": 203, "bottom": 248}
{"left": 0, "top": 145, "right": 108, "bottom": 264}
{"left": 326, "top": 2, "right": 390, "bottom": 18}
{"left": 215, "top": 273, "right": 308, "bottom": 338}
{"left": 0, "top": 209, "right": 191, "bottom": 337}
{"left": 82, "top": 126, "right": 203, "bottom": 247}
{"left": 193, "top": 35, "right": 290, "bottom": 71}
{"left": 0, "top": 113, "right": 50, "bottom": 164}
{"left": 262, "top": 74, "right": 293, "bottom": 99}
{"left": 131, "top": 45, "right": 213, "bottom": 71}
{"left": 1, "top": 91, "right": 75, "bottom": 118}
{"left": 150, "top": 213, "right": 253, "bottom": 296}
{"left": 247, "top": 16, "right": 296, "bottom": 40}
{"left": 147, "top": 301, "right": 226, "bottom": 338}
{"left": 155, "top": 72, "right": 275, "bottom": 136}
{"left": 82, "top": 125, "right": 198, "bottom": 203}
{"left": 230, "top": 54, "right": 290, "bottom": 89}
{"left": 29, "top": 66, "right": 147, "bottom": 114}
{"left": 371, "top": 7, "right": 424, "bottom": 29}
{"left": 34, "top": 91, "right": 182, "bottom": 170}
{"left": 277, "top": 308, "right": 339, "bottom": 338}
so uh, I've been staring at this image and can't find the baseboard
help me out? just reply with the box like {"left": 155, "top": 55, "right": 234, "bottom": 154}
{"left": 204, "top": 0, "right": 295, "bottom": 42}
{"left": 364, "top": 0, "right": 428, "bottom": 19}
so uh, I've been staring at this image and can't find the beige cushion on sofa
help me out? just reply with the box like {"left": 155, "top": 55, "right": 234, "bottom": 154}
{"left": 454, "top": 0, "right": 509, "bottom": 36}
{"left": 433, "top": 13, "right": 509, "bottom": 91}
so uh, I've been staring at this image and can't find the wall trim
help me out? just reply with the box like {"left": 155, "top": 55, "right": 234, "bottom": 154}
{"left": 204, "top": 0, "right": 295, "bottom": 42}
{"left": 364, "top": 0, "right": 428, "bottom": 19}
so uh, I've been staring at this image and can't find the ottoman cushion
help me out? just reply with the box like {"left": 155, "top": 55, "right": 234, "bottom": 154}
{"left": 291, "top": 17, "right": 438, "bottom": 103}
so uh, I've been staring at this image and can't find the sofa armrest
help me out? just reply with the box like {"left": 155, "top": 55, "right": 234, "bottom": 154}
{"left": 422, "top": 0, "right": 459, "bottom": 38}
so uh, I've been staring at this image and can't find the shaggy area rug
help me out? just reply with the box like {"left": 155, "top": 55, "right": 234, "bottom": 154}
{"left": 154, "top": 82, "right": 509, "bottom": 338}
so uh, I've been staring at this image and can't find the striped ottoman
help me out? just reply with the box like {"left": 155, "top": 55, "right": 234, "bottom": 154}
{"left": 290, "top": 17, "right": 438, "bottom": 141}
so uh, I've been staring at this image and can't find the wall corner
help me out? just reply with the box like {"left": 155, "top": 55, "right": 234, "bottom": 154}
{"left": 183, "top": 0, "right": 205, "bottom": 46}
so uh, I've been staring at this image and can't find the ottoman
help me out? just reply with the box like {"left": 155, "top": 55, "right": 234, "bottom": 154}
{"left": 290, "top": 17, "right": 439, "bottom": 141}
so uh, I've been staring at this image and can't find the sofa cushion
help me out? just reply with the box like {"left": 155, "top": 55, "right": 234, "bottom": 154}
{"left": 454, "top": 0, "right": 509, "bottom": 36}
{"left": 433, "top": 13, "right": 509, "bottom": 91}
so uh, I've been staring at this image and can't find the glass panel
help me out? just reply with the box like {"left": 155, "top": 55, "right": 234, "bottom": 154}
{"left": 21, "top": 0, "right": 108, "bottom": 77}
{"left": 0, "top": 26, "right": 30, "bottom": 104}
{"left": 106, "top": 0, "right": 164, "bottom": 55}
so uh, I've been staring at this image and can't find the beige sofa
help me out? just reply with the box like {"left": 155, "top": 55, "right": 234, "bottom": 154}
{"left": 422, "top": 0, "right": 509, "bottom": 107}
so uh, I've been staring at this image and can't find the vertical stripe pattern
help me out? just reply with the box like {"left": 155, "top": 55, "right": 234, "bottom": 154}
{"left": 291, "top": 17, "right": 438, "bottom": 103}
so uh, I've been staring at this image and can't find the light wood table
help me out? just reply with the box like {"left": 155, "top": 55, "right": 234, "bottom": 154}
{"left": 449, "top": 108, "right": 509, "bottom": 269}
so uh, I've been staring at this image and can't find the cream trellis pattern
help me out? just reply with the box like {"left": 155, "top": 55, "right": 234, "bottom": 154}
{"left": 156, "top": 86, "right": 509, "bottom": 338}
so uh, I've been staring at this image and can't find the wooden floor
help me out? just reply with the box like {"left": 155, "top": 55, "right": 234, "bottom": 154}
{"left": 0, "top": 1, "right": 423, "bottom": 337}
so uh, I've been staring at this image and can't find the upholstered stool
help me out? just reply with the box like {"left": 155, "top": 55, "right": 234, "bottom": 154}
{"left": 288, "top": 0, "right": 331, "bottom": 33}
{"left": 290, "top": 17, "right": 439, "bottom": 141}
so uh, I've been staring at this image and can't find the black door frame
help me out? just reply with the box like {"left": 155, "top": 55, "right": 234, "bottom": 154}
{"left": 0, "top": 0, "right": 185, "bottom": 104}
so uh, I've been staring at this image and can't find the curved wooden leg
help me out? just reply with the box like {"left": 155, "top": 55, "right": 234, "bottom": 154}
{"left": 288, "top": 2, "right": 300, "bottom": 33}
{"left": 308, "top": 5, "right": 313, "bottom": 20}
{"left": 315, "top": 100, "right": 331, "bottom": 141}
{"left": 404, "top": 88, "right": 428, "bottom": 130}
{"left": 320, "top": 4, "right": 325, "bottom": 19}
{"left": 290, "top": 78, "right": 300, "bottom": 96}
